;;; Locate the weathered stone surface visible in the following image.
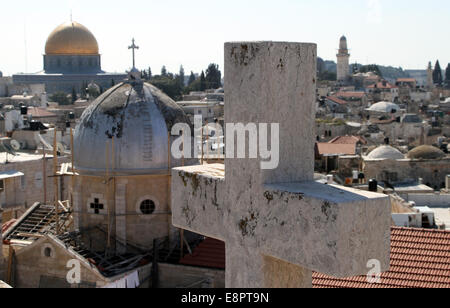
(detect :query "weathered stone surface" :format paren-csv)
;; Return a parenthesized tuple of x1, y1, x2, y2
(172, 42, 391, 288)
(225, 42, 316, 184)
(172, 164, 391, 285)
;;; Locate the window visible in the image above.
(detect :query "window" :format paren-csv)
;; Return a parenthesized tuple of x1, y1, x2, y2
(87, 194, 107, 215)
(44, 247, 52, 258)
(0, 179, 4, 192)
(90, 198, 104, 214)
(140, 200, 155, 215)
(41, 244, 55, 258)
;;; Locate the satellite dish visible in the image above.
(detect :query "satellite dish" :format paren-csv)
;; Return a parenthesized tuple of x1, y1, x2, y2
(10, 139, 21, 151)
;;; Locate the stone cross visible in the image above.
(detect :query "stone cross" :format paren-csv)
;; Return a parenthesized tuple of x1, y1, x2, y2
(171, 42, 391, 288)
(128, 38, 139, 68)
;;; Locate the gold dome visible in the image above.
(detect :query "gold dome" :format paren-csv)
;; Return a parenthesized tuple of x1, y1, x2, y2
(45, 21, 99, 55)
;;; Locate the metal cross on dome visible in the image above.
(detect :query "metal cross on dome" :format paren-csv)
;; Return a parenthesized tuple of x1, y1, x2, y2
(128, 38, 139, 69)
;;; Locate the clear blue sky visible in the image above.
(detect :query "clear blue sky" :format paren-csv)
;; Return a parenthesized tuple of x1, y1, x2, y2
(1, 0, 449, 76)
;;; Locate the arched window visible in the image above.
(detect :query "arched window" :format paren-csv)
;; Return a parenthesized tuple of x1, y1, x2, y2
(44, 247, 52, 257)
(140, 199, 156, 215)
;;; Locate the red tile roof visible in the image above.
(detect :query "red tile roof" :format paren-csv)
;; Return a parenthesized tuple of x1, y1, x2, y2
(336, 91, 366, 99)
(182, 228, 450, 288)
(329, 135, 367, 145)
(313, 227, 450, 288)
(316, 143, 356, 156)
(326, 96, 347, 105)
(179, 238, 225, 269)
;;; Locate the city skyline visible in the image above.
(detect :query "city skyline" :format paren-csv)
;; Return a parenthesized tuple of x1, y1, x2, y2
(1, 0, 449, 76)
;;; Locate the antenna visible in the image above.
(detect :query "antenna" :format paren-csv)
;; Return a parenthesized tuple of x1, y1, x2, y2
(24, 19, 28, 73)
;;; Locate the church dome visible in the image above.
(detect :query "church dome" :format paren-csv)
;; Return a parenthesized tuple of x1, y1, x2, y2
(367, 101, 400, 113)
(407, 145, 445, 160)
(45, 21, 99, 55)
(74, 80, 190, 174)
(366, 145, 404, 160)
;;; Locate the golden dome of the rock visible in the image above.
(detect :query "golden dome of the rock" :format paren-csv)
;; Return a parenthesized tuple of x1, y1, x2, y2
(45, 21, 99, 55)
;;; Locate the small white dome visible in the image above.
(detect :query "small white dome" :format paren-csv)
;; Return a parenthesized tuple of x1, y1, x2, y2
(367, 101, 400, 113)
(366, 145, 404, 160)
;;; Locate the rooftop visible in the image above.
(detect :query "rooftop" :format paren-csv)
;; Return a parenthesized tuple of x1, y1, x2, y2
(408, 145, 446, 160)
(313, 227, 450, 288)
(326, 96, 347, 105)
(28, 107, 58, 118)
(366, 101, 400, 113)
(316, 143, 356, 156)
(2, 202, 151, 278)
(0, 151, 52, 164)
(329, 135, 367, 145)
(367, 81, 398, 90)
(365, 145, 404, 160)
(175, 227, 450, 288)
(335, 91, 366, 99)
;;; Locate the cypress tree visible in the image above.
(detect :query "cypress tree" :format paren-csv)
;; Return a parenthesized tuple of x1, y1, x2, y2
(188, 71, 196, 86)
(200, 71, 206, 91)
(433, 60, 443, 86)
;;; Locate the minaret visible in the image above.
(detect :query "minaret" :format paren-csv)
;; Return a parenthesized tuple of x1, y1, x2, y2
(336, 35, 350, 83)
(427, 61, 434, 90)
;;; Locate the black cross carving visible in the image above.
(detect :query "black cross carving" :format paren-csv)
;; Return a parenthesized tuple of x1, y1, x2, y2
(90, 198, 104, 214)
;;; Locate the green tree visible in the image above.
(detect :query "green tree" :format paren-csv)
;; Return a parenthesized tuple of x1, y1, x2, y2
(111, 79, 115, 87)
(51, 92, 71, 105)
(318, 71, 337, 81)
(178, 65, 185, 87)
(205, 63, 222, 89)
(188, 71, 196, 86)
(161, 65, 167, 76)
(148, 67, 152, 80)
(445, 63, 450, 87)
(433, 60, 443, 86)
(200, 71, 206, 91)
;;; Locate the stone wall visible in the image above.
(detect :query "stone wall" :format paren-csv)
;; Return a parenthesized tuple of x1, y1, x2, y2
(404, 193, 450, 207)
(44, 55, 101, 74)
(376, 122, 429, 143)
(11, 236, 151, 288)
(315, 122, 359, 140)
(74, 173, 175, 252)
(0, 156, 70, 222)
(338, 155, 361, 179)
(364, 158, 450, 190)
